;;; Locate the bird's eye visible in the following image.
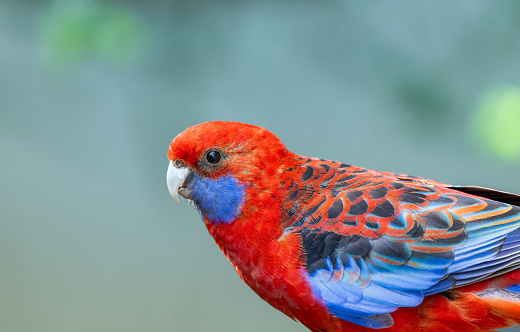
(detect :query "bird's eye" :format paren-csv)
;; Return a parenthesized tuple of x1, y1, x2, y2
(206, 150, 221, 164)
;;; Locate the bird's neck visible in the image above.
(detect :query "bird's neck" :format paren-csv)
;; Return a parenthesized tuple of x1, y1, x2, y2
(203, 155, 300, 274)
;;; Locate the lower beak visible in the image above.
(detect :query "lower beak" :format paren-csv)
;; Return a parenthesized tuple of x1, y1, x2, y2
(166, 161, 191, 202)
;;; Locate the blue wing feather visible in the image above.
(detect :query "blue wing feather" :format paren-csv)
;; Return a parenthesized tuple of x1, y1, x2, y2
(297, 186, 520, 328)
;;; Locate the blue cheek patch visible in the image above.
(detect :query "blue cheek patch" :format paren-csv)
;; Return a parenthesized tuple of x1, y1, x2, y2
(188, 174, 246, 224)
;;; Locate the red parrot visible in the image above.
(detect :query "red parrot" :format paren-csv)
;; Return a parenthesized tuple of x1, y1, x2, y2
(166, 121, 520, 332)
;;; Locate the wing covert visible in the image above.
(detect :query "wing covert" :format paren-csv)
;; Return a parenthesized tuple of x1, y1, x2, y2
(282, 157, 520, 328)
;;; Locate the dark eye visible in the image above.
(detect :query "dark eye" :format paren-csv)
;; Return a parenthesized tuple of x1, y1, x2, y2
(206, 150, 221, 164)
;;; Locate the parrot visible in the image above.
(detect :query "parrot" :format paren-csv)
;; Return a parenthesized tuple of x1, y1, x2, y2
(166, 121, 520, 332)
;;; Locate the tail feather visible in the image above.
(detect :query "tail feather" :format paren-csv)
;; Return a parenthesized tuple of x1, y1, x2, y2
(334, 291, 520, 331)
(484, 297, 520, 320)
(417, 292, 520, 332)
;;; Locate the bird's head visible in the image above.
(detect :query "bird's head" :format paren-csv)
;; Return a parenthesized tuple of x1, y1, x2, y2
(167, 121, 292, 224)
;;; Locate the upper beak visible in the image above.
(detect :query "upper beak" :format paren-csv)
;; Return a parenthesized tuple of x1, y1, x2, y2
(167, 161, 191, 202)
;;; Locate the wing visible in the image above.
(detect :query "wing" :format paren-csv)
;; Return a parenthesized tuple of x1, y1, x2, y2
(281, 158, 520, 329)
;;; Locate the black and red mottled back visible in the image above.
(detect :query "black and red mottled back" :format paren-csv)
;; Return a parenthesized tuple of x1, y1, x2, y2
(280, 157, 455, 238)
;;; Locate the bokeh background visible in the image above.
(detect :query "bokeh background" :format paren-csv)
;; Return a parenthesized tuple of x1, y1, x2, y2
(2, 0, 520, 331)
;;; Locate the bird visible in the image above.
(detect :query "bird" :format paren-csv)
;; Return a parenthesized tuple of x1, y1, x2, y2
(166, 121, 520, 332)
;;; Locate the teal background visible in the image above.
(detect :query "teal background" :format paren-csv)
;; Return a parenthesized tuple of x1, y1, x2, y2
(2, 1, 520, 331)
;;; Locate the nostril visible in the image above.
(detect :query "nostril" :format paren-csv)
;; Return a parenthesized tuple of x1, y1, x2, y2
(174, 160, 186, 168)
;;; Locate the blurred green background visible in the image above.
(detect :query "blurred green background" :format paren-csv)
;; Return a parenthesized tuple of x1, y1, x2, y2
(2, 0, 520, 331)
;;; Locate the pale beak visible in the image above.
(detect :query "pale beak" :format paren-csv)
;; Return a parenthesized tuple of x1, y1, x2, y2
(167, 161, 191, 202)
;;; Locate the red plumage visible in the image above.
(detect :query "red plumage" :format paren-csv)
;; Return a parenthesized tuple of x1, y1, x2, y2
(167, 121, 520, 331)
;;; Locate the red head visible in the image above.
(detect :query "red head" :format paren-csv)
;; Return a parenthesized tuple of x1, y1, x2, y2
(167, 121, 294, 224)
(168, 121, 292, 181)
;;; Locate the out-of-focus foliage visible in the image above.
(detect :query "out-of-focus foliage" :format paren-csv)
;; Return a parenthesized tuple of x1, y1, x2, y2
(472, 87, 520, 162)
(43, 0, 143, 65)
